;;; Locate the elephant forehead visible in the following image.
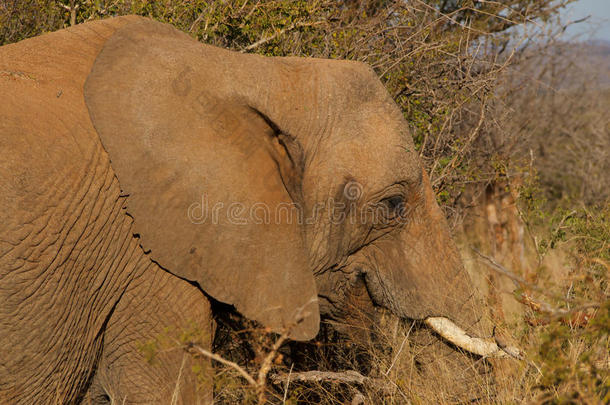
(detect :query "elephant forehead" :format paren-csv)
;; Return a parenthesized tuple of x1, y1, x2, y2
(307, 112, 420, 193)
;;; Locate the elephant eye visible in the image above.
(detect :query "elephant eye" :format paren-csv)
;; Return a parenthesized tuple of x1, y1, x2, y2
(381, 195, 406, 218)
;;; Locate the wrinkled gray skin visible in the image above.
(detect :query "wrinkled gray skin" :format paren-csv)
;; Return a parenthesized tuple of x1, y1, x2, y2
(0, 16, 492, 404)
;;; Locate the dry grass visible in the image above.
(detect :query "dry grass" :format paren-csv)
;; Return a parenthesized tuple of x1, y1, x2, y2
(202, 227, 607, 404)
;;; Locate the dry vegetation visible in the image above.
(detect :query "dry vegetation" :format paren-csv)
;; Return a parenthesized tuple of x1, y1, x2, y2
(2, 0, 608, 403)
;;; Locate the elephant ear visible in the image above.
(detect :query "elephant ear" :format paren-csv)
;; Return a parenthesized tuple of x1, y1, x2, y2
(84, 18, 319, 340)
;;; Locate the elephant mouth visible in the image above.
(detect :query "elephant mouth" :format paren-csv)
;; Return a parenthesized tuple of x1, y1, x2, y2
(359, 271, 522, 359)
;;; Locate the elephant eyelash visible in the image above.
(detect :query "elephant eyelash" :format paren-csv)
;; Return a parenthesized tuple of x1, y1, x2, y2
(380, 195, 407, 218)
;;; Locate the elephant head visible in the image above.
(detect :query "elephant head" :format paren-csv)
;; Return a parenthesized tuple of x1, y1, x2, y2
(84, 17, 516, 359)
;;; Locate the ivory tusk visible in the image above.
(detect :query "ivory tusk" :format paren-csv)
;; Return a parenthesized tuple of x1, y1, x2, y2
(424, 317, 523, 359)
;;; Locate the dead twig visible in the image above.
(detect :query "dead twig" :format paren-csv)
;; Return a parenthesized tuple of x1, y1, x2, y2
(242, 21, 326, 52)
(188, 342, 257, 387)
(282, 364, 293, 404)
(57, 0, 79, 26)
(256, 330, 289, 403)
(269, 370, 396, 394)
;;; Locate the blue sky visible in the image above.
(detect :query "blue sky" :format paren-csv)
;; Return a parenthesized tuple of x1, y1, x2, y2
(561, 0, 610, 41)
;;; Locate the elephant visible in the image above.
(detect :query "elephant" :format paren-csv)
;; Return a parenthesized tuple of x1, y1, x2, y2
(0, 15, 518, 404)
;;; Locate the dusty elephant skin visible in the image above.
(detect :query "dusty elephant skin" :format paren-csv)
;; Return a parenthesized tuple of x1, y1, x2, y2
(1, 16, 513, 404)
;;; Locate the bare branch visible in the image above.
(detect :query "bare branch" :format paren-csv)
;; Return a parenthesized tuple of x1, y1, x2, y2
(270, 369, 392, 390)
(242, 21, 326, 52)
(188, 343, 257, 387)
